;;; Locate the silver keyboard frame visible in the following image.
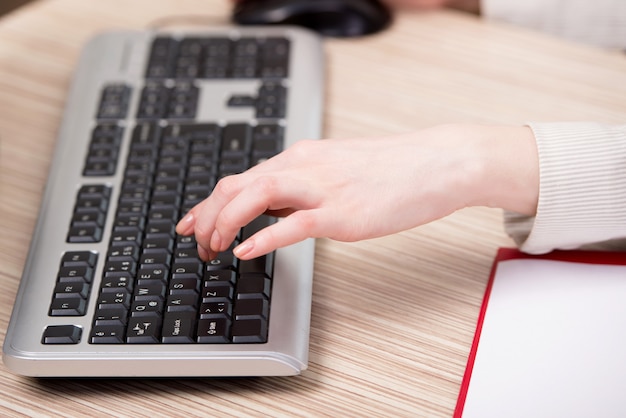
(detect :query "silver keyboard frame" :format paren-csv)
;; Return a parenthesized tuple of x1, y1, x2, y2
(3, 26, 324, 377)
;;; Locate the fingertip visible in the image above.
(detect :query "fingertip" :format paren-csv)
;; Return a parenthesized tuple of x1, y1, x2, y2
(176, 211, 195, 235)
(210, 230, 222, 253)
(197, 244, 211, 262)
(233, 239, 255, 260)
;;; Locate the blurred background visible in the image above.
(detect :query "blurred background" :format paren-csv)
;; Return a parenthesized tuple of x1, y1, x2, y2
(1, 0, 33, 17)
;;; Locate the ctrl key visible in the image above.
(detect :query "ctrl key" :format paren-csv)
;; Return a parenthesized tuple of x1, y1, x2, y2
(42, 325, 82, 344)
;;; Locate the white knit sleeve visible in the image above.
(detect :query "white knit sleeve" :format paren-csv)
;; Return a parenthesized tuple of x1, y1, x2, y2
(504, 122, 626, 254)
(480, 0, 626, 49)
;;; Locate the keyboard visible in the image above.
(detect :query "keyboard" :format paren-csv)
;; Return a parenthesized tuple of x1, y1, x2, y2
(3, 26, 324, 377)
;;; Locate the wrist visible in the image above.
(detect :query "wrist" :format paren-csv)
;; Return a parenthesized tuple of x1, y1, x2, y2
(464, 125, 539, 215)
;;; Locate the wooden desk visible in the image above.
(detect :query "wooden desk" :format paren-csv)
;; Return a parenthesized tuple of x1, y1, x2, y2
(0, 0, 624, 415)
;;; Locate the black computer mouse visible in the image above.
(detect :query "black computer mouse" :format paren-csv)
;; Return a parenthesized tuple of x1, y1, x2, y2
(232, 0, 393, 37)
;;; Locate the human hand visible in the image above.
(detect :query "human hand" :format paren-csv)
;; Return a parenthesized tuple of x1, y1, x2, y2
(176, 124, 538, 260)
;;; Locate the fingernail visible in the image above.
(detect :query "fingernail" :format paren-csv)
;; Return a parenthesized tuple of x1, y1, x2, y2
(176, 212, 194, 233)
(210, 230, 221, 252)
(234, 240, 254, 259)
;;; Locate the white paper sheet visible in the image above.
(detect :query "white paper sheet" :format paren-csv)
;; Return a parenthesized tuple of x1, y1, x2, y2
(462, 258, 626, 418)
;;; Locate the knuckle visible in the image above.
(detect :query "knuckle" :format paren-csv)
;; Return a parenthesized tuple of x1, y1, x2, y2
(212, 175, 239, 199)
(291, 211, 318, 236)
(215, 207, 236, 231)
(288, 139, 317, 157)
(254, 175, 280, 198)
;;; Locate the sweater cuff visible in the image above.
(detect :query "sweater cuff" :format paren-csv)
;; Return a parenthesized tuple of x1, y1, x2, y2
(504, 122, 626, 254)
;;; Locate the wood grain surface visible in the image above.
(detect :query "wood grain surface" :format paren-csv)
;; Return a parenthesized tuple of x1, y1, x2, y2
(0, 1, 625, 416)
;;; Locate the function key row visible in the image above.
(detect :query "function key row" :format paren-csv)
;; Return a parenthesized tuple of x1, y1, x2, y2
(145, 36, 290, 80)
(67, 185, 112, 243)
(48, 251, 98, 317)
(227, 82, 287, 120)
(83, 123, 125, 176)
(137, 82, 199, 121)
(97, 84, 131, 120)
(136, 81, 287, 122)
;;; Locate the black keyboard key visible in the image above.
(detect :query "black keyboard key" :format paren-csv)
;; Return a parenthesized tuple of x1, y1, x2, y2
(239, 252, 274, 277)
(126, 317, 162, 343)
(130, 298, 164, 317)
(167, 82, 199, 120)
(90, 324, 126, 344)
(236, 274, 271, 299)
(75, 196, 109, 212)
(100, 274, 133, 292)
(67, 225, 102, 243)
(166, 293, 199, 312)
(173, 247, 200, 260)
(107, 244, 140, 261)
(137, 83, 170, 120)
(136, 266, 170, 284)
(162, 311, 197, 343)
(113, 212, 146, 231)
(204, 269, 236, 285)
(139, 252, 171, 269)
(57, 265, 94, 283)
(42, 325, 82, 344)
(201, 283, 235, 301)
(49, 297, 87, 316)
(231, 318, 268, 343)
(200, 301, 232, 319)
(259, 37, 290, 79)
(97, 290, 132, 310)
(97, 84, 131, 120)
(103, 259, 137, 276)
(71, 210, 105, 227)
(54, 281, 90, 299)
(94, 306, 128, 325)
(142, 236, 175, 253)
(197, 318, 231, 343)
(206, 250, 238, 271)
(256, 83, 287, 119)
(83, 161, 116, 176)
(110, 227, 143, 246)
(61, 251, 98, 267)
(146, 37, 176, 79)
(241, 215, 275, 240)
(134, 281, 168, 300)
(169, 276, 201, 294)
(227, 94, 256, 107)
(221, 124, 251, 156)
(234, 298, 269, 319)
